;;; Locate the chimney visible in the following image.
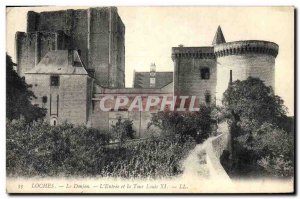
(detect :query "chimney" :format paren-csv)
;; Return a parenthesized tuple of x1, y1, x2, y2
(68, 49, 74, 66)
(150, 63, 156, 88)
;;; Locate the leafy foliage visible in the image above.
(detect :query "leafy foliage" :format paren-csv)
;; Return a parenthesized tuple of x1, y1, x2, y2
(6, 54, 46, 122)
(222, 77, 294, 177)
(7, 119, 195, 178)
(148, 105, 216, 143)
(222, 77, 287, 132)
(111, 117, 136, 143)
(236, 123, 294, 177)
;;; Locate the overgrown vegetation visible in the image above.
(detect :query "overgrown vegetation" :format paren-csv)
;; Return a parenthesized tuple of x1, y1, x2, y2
(6, 52, 294, 179)
(221, 77, 294, 178)
(6, 54, 46, 122)
(111, 117, 136, 143)
(7, 118, 195, 178)
(148, 105, 217, 143)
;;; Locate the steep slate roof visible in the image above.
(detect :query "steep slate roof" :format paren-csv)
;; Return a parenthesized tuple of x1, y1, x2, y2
(133, 71, 173, 89)
(25, 50, 88, 75)
(212, 26, 226, 45)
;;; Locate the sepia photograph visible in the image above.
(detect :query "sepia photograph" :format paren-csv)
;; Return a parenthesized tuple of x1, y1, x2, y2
(5, 6, 295, 194)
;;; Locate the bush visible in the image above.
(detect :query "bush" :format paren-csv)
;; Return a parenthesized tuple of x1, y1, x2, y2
(98, 135, 196, 178)
(6, 118, 110, 176)
(252, 123, 293, 177)
(148, 105, 216, 143)
(6, 54, 46, 122)
(221, 77, 294, 177)
(7, 119, 196, 178)
(111, 117, 135, 143)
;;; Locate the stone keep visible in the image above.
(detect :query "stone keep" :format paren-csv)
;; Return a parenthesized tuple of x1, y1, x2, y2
(16, 7, 125, 88)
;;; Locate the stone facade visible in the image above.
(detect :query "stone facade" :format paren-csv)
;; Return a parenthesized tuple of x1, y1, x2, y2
(15, 31, 69, 77)
(172, 27, 279, 105)
(172, 47, 217, 105)
(214, 40, 278, 103)
(16, 7, 125, 88)
(15, 8, 279, 138)
(91, 86, 173, 137)
(24, 50, 93, 125)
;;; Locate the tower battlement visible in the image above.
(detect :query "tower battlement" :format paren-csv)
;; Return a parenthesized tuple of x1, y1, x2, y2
(214, 40, 279, 58)
(172, 47, 215, 60)
(172, 26, 279, 105)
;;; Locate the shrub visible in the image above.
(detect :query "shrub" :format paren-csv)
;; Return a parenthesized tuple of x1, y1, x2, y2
(221, 77, 294, 177)
(111, 117, 135, 143)
(7, 119, 196, 178)
(6, 54, 46, 122)
(148, 105, 216, 143)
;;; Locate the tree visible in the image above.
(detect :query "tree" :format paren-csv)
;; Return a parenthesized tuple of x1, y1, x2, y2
(222, 77, 294, 177)
(237, 122, 294, 177)
(222, 77, 287, 133)
(148, 105, 216, 143)
(6, 53, 46, 122)
(111, 117, 135, 145)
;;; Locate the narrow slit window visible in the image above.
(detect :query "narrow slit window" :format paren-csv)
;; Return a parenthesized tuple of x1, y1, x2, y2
(205, 93, 211, 104)
(42, 96, 47, 103)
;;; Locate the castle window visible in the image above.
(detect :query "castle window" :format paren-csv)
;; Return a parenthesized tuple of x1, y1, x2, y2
(205, 93, 211, 104)
(50, 75, 59, 86)
(42, 96, 47, 103)
(200, 68, 210, 80)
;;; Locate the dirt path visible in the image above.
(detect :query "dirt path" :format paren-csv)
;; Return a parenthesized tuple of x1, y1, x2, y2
(181, 134, 233, 186)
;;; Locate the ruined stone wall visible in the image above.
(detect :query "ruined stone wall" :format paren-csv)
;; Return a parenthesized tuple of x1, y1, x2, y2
(89, 8, 110, 87)
(27, 10, 89, 65)
(89, 7, 125, 88)
(15, 32, 36, 77)
(70, 10, 89, 67)
(112, 9, 125, 88)
(18, 7, 125, 88)
(15, 31, 68, 77)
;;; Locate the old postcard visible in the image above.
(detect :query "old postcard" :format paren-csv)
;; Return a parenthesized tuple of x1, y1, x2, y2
(6, 6, 294, 193)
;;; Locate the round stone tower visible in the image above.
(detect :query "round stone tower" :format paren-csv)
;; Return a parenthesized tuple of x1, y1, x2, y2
(213, 27, 279, 103)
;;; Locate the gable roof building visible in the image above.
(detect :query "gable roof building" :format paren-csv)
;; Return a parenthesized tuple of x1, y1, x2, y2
(133, 71, 173, 89)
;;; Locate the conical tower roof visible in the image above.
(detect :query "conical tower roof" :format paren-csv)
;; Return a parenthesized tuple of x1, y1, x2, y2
(212, 26, 226, 45)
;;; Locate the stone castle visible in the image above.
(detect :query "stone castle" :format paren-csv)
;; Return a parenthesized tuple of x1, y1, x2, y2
(15, 7, 279, 137)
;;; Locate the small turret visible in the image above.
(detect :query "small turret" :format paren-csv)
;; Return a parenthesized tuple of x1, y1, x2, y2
(212, 26, 226, 45)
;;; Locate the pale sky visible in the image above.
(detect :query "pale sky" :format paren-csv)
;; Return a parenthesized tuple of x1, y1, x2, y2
(6, 6, 294, 115)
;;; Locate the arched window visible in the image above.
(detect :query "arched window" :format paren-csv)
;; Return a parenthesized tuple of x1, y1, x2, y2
(50, 117, 58, 126)
(200, 68, 210, 80)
